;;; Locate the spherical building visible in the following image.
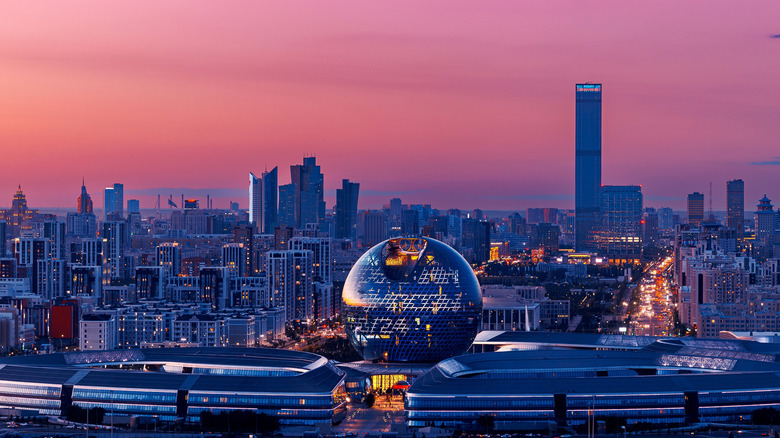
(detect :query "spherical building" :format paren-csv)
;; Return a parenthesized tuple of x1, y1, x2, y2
(342, 237, 482, 362)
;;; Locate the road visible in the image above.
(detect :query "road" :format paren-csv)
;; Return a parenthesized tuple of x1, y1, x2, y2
(334, 397, 405, 434)
(627, 255, 675, 337)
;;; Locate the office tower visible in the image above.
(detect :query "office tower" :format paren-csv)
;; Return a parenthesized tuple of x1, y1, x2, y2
(389, 198, 403, 219)
(462, 219, 491, 264)
(266, 250, 313, 322)
(127, 199, 140, 214)
(262, 167, 278, 233)
(657, 207, 675, 231)
(687, 192, 705, 226)
(575, 83, 602, 252)
(643, 209, 659, 247)
(532, 223, 560, 254)
(335, 179, 360, 239)
(726, 179, 745, 237)
(362, 211, 388, 247)
(526, 208, 544, 225)
(221, 243, 247, 277)
(104, 183, 124, 221)
(5, 185, 35, 238)
(401, 210, 420, 235)
(755, 195, 775, 243)
(78, 179, 93, 213)
(278, 183, 298, 228)
(290, 157, 325, 227)
(156, 242, 181, 278)
(103, 221, 127, 280)
(599, 185, 643, 263)
(289, 237, 332, 283)
(249, 167, 279, 234)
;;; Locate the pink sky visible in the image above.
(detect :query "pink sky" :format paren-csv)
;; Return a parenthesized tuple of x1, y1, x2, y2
(0, 1, 778, 212)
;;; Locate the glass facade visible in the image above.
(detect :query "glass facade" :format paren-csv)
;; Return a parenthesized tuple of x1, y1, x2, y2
(342, 237, 482, 362)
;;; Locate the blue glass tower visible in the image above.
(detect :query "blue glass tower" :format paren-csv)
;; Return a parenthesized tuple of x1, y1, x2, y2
(575, 83, 602, 252)
(342, 237, 482, 363)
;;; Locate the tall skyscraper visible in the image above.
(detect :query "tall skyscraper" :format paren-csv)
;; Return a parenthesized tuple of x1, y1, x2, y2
(575, 83, 602, 252)
(599, 185, 643, 263)
(335, 179, 360, 239)
(290, 157, 325, 227)
(726, 179, 744, 237)
(687, 192, 705, 226)
(104, 183, 124, 221)
(248, 167, 278, 234)
(755, 195, 775, 243)
(278, 183, 298, 228)
(78, 179, 93, 214)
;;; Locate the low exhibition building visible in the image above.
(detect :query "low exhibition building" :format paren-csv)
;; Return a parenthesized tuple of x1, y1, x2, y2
(0, 347, 346, 426)
(406, 334, 780, 429)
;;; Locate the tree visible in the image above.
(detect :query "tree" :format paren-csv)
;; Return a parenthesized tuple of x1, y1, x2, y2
(476, 414, 495, 432)
(753, 407, 780, 425)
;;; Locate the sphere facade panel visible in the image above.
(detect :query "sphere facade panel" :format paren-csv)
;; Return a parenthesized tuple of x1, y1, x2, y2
(342, 237, 482, 362)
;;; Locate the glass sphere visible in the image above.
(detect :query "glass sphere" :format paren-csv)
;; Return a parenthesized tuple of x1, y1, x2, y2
(342, 237, 482, 362)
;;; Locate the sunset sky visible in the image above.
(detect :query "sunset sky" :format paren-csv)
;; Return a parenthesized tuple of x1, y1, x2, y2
(1, 1, 778, 213)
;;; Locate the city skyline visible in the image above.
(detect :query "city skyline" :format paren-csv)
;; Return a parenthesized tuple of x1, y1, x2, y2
(1, 2, 779, 210)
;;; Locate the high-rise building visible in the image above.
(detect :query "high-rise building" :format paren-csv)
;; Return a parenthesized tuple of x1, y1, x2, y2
(42, 220, 66, 260)
(69, 179, 97, 238)
(657, 207, 675, 231)
(77, 178, 93, 214)
(12, 237, 49, 294)
(362, 211, 387, 247)
(104, 183, 124, 221)
(289, 237, 332, 283)
(278, 183, 298, 228)
(103, 221, 127, 280)
(248, 167, 278, 234)
(335, 179, 360, 239)
(266, 250, 313, 322)
(274, 225, 294, 251)
(462, 219, 491, 264)
(127, 199, 140, 214)
(156, 242, 181, 278)
(290, 157, 325, 227)
(755, 195, 775, 243)
(575, 83, 602, 252)
(687, 192, 705, 226)
(3, 185, 36, 238)
(233, 224, 255, 276)
(726, 179, 744, 237)
(599, 185, 643, 263)
(221, 243, 247, 277)
(401, 210, 419, 235)
(0, 221, 6, 257)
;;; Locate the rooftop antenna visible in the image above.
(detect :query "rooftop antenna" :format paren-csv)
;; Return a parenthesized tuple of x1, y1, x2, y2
(708, 181, 714, 221)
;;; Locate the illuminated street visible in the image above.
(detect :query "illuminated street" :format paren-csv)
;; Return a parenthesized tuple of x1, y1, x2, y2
(626, 255, 676, 337)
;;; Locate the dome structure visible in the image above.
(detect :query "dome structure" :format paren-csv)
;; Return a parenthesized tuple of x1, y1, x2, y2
(342, 237, 482, 362)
